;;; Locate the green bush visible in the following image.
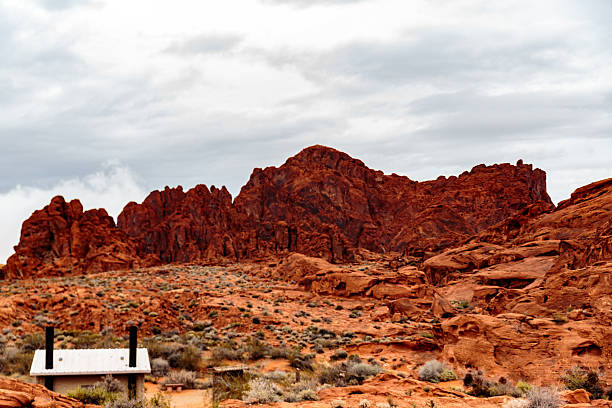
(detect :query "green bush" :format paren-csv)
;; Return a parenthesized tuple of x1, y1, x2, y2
(330, 350, 348, 361)
(3, 350, 34, 375)
(175, 345, 201, 370)
(516, 380, 534, 396)
(68, 386, 118, 405)
(561, 366, 604, 399)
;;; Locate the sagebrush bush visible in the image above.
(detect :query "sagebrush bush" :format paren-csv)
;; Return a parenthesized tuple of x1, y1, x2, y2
(161, 370, 198, 389)
(105, 398, 145, 408)
(68, 386, 118, 405)
(174, 345, 201, 371)
(243, 378, 282, 403)
(318, 360, 381, 387)
(151, 358, 170, 377)
(330, 349, 348, 361)
(418, 360, 448, 383)
(210, 344, 244, 362)
(359, 399, 371, 408)
(97, 375, 123, 393)
(525, 387, 561, 408)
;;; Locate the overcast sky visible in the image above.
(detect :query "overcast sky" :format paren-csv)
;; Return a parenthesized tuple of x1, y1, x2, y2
(1, 0, 611, 262)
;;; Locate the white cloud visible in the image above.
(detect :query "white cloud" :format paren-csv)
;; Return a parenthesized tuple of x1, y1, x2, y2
(0, 163, 146, 263)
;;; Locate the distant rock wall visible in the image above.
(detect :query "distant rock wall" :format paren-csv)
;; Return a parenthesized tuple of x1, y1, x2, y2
(5, 145, 552, 279)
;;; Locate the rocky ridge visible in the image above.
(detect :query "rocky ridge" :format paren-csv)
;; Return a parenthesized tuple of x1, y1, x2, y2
(3, 145, 551, 279)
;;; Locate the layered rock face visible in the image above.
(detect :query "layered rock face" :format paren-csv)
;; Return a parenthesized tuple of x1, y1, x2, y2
(5, 145, 551, 279)
(118, 184, 250, 264)
(0, 377, 92, 408)
(235, 146, 551, 260)
(5, 196, 142, 279)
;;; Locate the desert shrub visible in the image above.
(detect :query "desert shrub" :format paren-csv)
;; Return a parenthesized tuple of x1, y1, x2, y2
(161, 370, 198, 389)
(68, 386, 118, 405)
(21, 333, 45, 352)
(243, 378, 282, 403)
(330, 400, 345, 408)
(330, 349, 348, 361)
(264, 370, 290, 383)
(245, 338, 267, 361)
(346, 363, 382, 380)
(283, 380, 319, 402)
(347, 354, 362, 364)
(97, 375, 123, 393)
(212, 371, 251, 403)
(287, 350, 314, 371)
(318, 360, 381, 387)
(3, 350, 33, 375)
(439, 368, 458, 382)
(147, 393, 171, 408)
(104, 398, 146, 408)
(151, 358, 170, 377)
(210, 344, 244, 362)
(175, 345, 201, 370)
(464, 371, 518, 398)
(418, 360, 453, 383)
(294, 389, 318, 401)
(525, 387, 561, 408)
(72, 330, 102, 348)
(516, 380, 534, 396)
(146, 342, 183, 361)
(268, 346, 291, 359)
(561, 366, 604, 399)
(359, 399, 371, 408)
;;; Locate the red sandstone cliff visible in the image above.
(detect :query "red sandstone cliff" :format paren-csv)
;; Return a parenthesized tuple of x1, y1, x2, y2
(5, 196, 142, 279)
(4, 145, 552, 279)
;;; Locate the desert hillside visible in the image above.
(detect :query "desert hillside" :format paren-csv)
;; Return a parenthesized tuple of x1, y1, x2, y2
(0, 146, 610, 408)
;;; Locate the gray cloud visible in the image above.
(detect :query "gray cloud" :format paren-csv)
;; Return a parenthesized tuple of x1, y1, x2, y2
(165, 34, 243, 56)
(36, 0, 102, 11)
(257, 30, 582, 93)
(0, 0, 611, 254)
(261, 0, 365, 7)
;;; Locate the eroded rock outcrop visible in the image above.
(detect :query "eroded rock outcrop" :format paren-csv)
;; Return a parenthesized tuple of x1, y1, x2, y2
(5, 196, 142, 280)
(5, 146, 552, 278)
(0, 377, 93, 408)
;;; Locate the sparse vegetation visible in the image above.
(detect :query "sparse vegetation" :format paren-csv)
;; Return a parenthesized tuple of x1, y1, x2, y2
(161, 370, 198, 389)
(561, 366, 604, 399)
(243, 378, 282, 403)
(525, 387, 561, 408)
(418, 360, 456, 383)
(68, 386, 118, 405)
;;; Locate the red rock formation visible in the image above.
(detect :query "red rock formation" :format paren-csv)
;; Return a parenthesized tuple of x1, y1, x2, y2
(118, 184, 250, 263)
(234, 147, 552, 261)
(4, 196, 142, 280)
(5, 146, 552, 278)
(0, 377, 93, 408)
